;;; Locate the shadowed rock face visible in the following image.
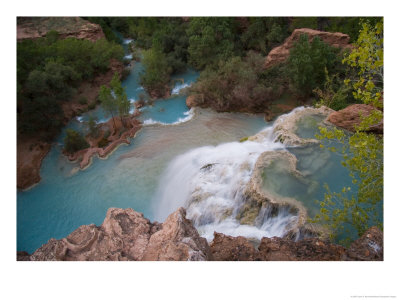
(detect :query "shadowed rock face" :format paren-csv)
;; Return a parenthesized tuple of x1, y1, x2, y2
(264, 28, 351, 69)
(20, 207, 211, 261)
(343, 226, 383, 261)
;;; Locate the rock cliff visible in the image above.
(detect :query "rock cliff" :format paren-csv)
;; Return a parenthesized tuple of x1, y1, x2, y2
(18, 207, 382, 261)
(264, 28, 351, 69)
(17, 17, 105, 42)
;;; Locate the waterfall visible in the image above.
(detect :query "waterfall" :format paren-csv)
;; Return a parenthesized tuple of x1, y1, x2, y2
(152, 110, 306, 241)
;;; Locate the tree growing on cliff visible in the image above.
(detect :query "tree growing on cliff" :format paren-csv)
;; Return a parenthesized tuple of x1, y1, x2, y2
(312, 19, 383, 245)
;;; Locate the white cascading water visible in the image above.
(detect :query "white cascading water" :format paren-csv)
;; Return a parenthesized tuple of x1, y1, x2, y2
(153, 109, 304, 241)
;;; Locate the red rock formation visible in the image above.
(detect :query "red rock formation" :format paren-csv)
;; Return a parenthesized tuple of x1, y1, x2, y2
(327, 104, 383, 133)
(22, 207, 212, 261)
(18, 208, 383, 261)
(17, 17, 105, 42)
(265, 28, 351, 69)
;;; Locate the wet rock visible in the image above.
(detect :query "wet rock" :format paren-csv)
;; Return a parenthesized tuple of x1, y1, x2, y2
(26, 207, 210, 261)
(265, 28, 351, 69)
(271, 106, 334, 146)
(210, 232, 258, 261)
(141, 208, 212, 261)
(327, 104, 383, 133)
(343, 227, 383, 261)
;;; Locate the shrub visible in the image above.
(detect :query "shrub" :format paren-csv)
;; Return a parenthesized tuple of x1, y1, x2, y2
(64, 129, 89, 154)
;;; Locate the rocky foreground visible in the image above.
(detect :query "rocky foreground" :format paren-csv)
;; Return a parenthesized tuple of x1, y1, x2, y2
(17, 207, 383, 261)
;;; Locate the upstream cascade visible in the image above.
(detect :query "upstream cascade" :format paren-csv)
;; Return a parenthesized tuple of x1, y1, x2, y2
(154, 106, 352, 241)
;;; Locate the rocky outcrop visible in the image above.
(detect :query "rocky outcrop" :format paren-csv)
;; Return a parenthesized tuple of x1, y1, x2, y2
(210, 228, 383, 261)
(17, 17, 105, 42)
(265, 28, 351, 69)
(327, 104, 383, 133)
(18, 206, 382, 261)
(21, 207, 211, 261)
(342, 226, 383, 261)
(210, 232, 259, 261)
(257, 236, 346, 261)
(141, 208, 212, 261)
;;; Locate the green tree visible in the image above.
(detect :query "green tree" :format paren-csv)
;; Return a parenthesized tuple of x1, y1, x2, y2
(187, 17, 236, 69)
(98, 85, 117, 130)
(64, 129, 89, 154)
(287, 34, 339, 96)
(312, 19, 383, 245)
(140, 45, 171, 97)
(110, 72, 130, 125)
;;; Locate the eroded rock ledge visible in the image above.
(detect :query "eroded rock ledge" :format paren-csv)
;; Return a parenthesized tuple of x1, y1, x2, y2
(17, 208, 382, 261)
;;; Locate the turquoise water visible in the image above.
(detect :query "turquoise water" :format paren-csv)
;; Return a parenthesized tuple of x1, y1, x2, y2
(17, 107, 267, 253)
(17, 35, 212, 253)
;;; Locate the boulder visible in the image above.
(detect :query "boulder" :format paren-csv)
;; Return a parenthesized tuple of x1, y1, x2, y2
(327, 104, 383, 133)
(265, 28, 351, 69)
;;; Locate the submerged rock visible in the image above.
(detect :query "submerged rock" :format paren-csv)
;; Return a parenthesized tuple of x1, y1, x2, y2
(24, 207, 211, 261)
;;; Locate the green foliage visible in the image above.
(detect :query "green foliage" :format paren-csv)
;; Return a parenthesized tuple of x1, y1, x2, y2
(17, 34, 123, 141)
(313, 68, 357, 110)
(88, 116, 98, 138)
(190, 51, 279, 111)
(64, 129, 89, 154)
(140, 46, 171, 95)
(289, 17, 318, 32)
(312, 19, 383, 244)
(187, 17, 237, 70)
(240, 17, 289, 55)
(287, 34, 340, 96)
(110, 72, 131, 121)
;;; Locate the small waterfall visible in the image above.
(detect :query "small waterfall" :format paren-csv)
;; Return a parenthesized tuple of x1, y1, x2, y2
(153, 109, 308, 241)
